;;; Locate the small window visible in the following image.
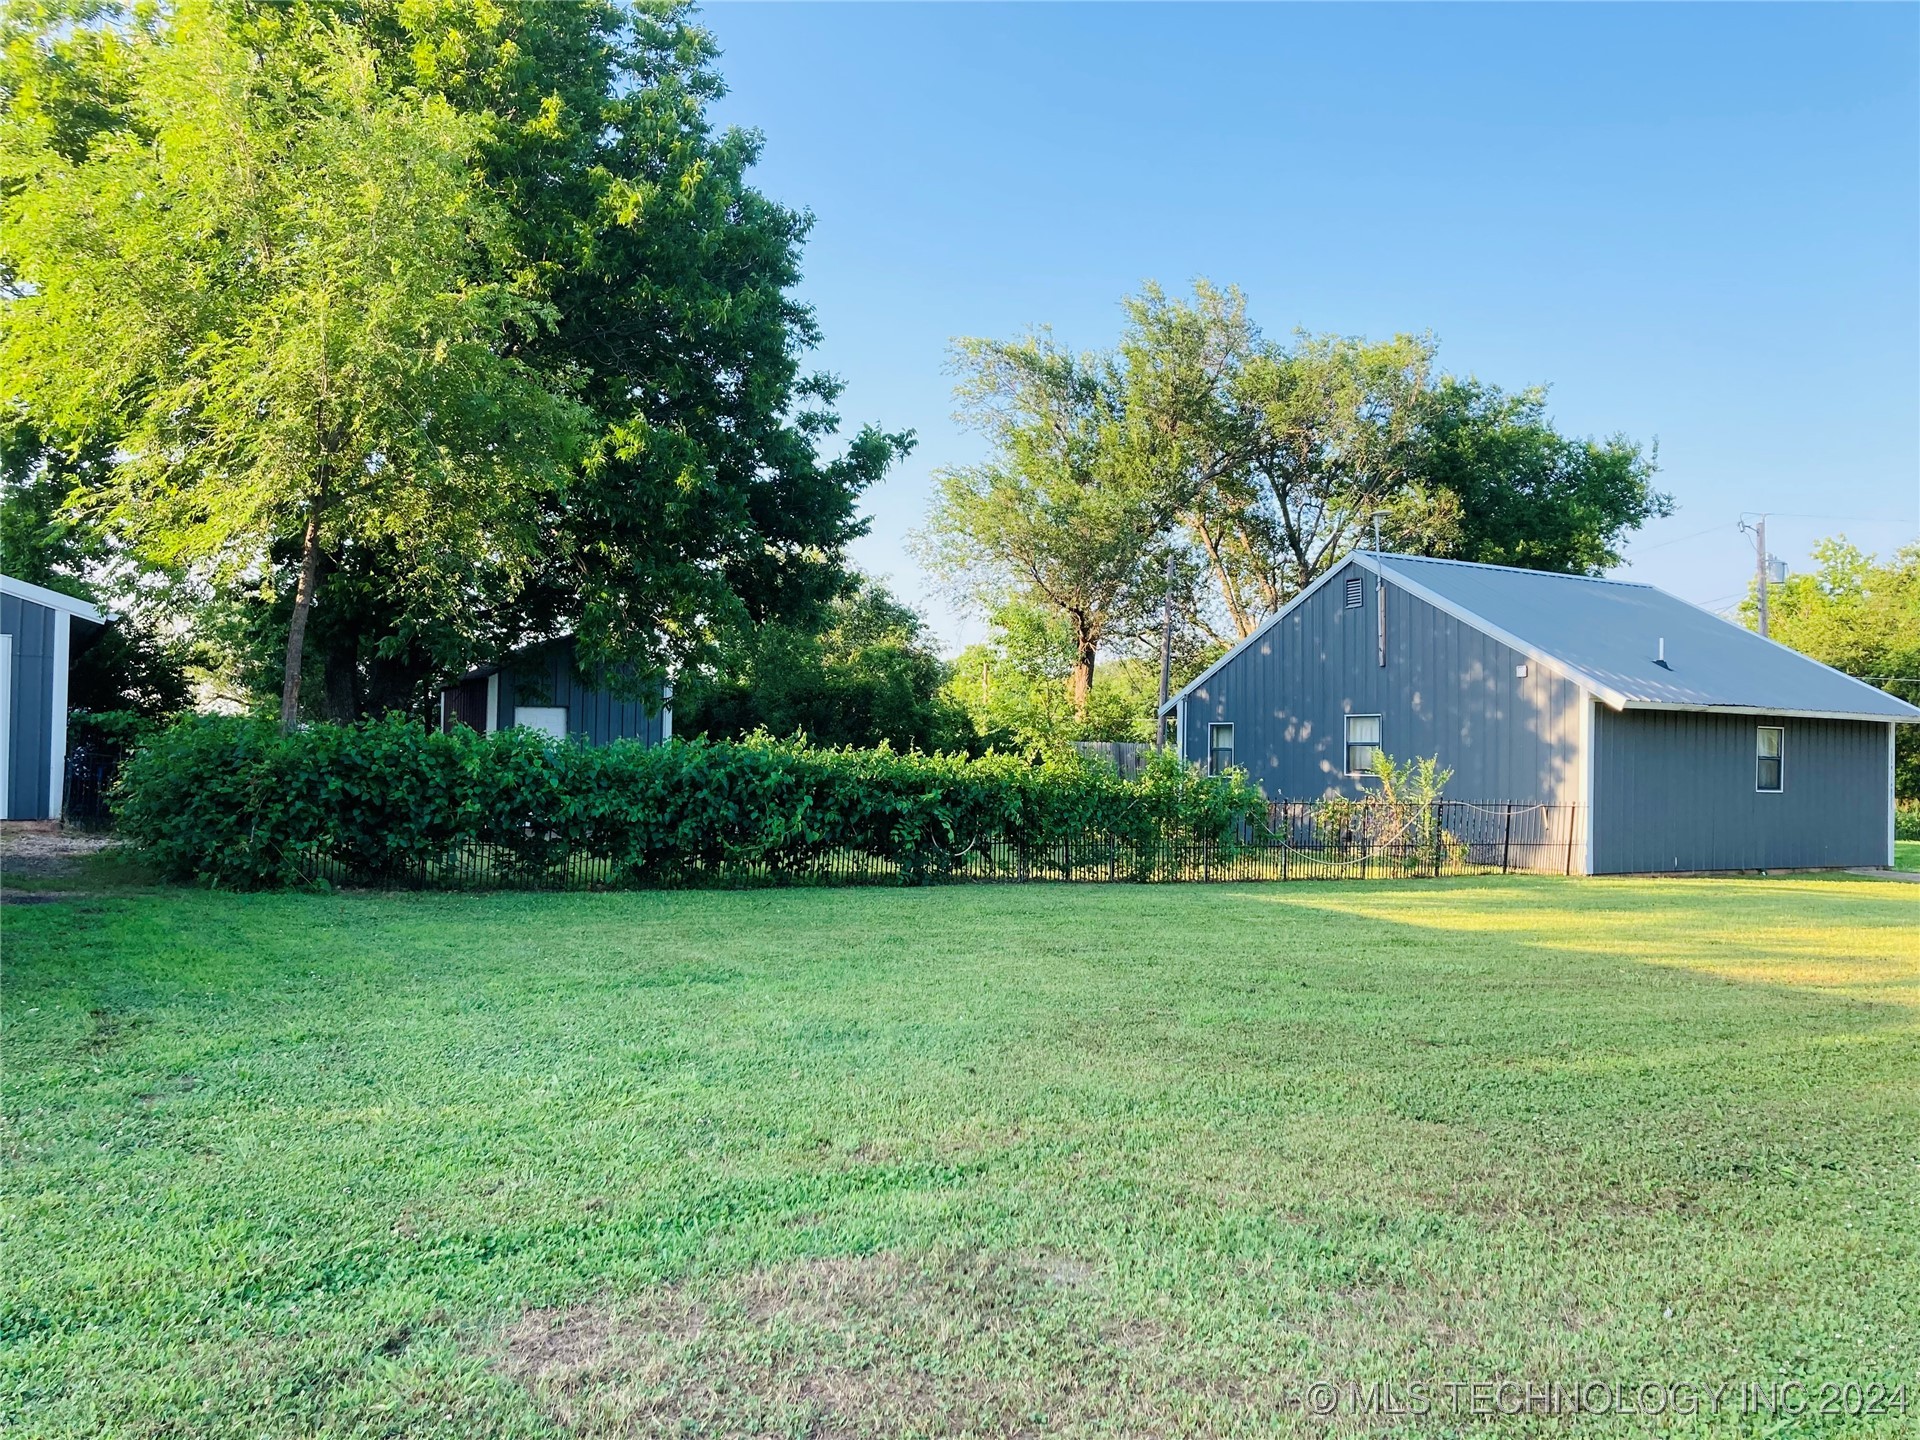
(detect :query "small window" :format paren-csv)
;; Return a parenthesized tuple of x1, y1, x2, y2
(1344, 575, 1364, 608)
(1756, 726, 1783, 792)
(1346, 714, 1382, 776)
(513, 706, 569, 740)
(1208, 723, 1235, 776)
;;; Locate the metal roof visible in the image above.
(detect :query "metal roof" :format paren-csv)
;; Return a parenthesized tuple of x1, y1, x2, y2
(1163, 551, 1920, 723)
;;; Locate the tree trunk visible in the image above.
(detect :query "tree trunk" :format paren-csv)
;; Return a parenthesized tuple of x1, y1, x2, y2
(1188, 509, 1253, 639)
(278, 499, 325, 731)
(1069, 625, 1097, 719)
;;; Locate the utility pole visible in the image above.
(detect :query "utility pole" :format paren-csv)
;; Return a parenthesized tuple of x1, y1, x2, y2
(1739, 514, 1772, 638)
(1157, 551, 1175, 748)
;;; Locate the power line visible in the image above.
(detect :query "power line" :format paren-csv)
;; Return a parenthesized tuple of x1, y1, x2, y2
(1631, 521, 1736, 554)
(1763, 512, 1914, 524)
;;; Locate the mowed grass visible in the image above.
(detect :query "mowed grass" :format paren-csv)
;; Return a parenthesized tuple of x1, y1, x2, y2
(1895, 838, 1919, 872)
(4, 872, 1918, 1438)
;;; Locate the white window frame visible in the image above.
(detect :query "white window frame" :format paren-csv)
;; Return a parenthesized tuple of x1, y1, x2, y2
(1345, 713, 1383, 777)
(1207, 722, 1235, 776)
(1756, 725, 1784, 793)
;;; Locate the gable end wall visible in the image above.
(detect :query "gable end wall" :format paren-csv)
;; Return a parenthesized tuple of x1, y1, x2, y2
(1177, 561, 1587, 810)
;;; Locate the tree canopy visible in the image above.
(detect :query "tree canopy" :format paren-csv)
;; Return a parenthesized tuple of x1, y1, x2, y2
(676, 576, 972, 754)
(4, 3, 588, 724)
(1119, 282, 1670, 645)
(1, 0, 908, 721)
(924, 281, 1669, 729)
(918, 333, 1180, 716)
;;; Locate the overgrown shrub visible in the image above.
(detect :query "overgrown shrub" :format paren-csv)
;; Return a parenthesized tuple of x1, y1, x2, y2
(1897, 798, 1920, 842)
(113, 716, 1268, 889)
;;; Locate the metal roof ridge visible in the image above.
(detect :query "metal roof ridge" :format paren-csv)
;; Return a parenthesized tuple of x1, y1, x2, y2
(1370, 552, 1659, 590)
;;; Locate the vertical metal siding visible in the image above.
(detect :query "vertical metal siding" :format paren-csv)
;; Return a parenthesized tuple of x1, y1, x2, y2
(1, 595, 55, 819)
(1589, 708, 1889, 872)
(1181, 561, 1585, 808)
(495, 639, 665, 746)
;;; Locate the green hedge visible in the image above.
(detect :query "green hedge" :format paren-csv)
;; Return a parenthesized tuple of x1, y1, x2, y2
(113, 716, 1268, 889)
(1897, 799, 1920, 842)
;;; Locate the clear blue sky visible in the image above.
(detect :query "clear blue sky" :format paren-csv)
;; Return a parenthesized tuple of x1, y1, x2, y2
(701, 2, 1920, 650)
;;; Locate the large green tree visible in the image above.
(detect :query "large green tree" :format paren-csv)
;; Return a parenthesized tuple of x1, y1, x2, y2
(3, 3, 587, 726)
(1406, 377, 1668, 574)
(919, 333, 1178, 717)
(1117, 282, 1668, 644)
(2, 0, 908, 721)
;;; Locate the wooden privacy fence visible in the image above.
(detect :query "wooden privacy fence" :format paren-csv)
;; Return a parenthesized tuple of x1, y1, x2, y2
(293, 799, 1583, 891)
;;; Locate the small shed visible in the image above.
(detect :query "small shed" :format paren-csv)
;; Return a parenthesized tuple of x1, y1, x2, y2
(1161, 552, 1919, 874)
(1, 574, 105, 821)
(439, 636, 670, 747)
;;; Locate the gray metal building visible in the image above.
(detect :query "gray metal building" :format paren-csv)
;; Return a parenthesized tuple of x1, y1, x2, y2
(1161, 552, 1918, 874)
(439, 636, 670, 747)
(1, 574, 105, 821)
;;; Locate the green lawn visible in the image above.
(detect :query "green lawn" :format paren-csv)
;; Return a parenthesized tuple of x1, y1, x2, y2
(5, 872, 1918, 1437)
(1895, 838, 1919, 872)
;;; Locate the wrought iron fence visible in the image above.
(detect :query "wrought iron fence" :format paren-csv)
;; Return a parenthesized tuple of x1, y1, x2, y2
(61, 738, 124, 831)
(287, 799, 1582, 891)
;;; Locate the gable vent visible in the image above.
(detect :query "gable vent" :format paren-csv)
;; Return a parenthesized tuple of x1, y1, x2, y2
(1344, 576, 1364, 608)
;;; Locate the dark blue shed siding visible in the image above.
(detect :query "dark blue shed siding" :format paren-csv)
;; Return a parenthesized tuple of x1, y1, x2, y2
(2, 593, 55, 819)
(495, 641, 667, 747)
(1590, 709, 1891, 872)
(1177, 560, 1586, 807)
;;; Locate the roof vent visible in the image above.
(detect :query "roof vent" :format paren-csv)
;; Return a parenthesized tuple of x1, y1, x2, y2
(1654, 637, 1670, 671)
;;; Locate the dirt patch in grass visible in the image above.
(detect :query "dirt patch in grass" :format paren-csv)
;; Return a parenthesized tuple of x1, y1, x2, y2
(495, 1249, 1296, 1439)
(0, 822, 115, 880)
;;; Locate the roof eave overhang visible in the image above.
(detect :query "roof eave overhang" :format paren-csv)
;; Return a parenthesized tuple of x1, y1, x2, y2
(0, 573, 105, 624)
(1617, 700, 1920, 725)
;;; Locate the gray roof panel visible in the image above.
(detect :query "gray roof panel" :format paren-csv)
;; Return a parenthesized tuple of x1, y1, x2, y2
(1368, 553, 1919, 721)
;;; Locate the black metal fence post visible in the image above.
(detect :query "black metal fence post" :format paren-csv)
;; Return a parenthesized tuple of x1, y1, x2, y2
(1501, 803, 1513, 875)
